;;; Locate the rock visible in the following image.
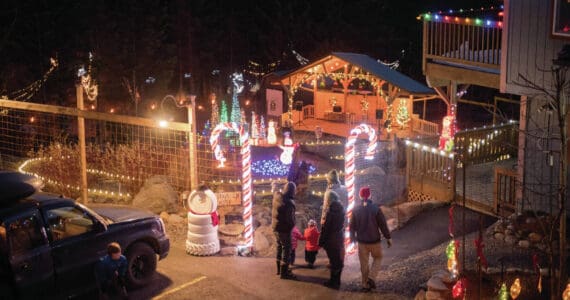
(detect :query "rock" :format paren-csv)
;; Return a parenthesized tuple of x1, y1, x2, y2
(494, 232, 505, 240)
(160, 211, 170, 222)
(505, 235, 518, 245)
(414, 289, 426, 300)
(219, 246, 237, 256)
(427, 276, 448, 292)
(219, 224, 245, 236)
(425, 290, 446, 300)
(528, 232, 543, 243)
(169, 214, 184, 224)
(432, 270, 454, 284)
(132, 176, 179, 214)
(254, 230, 270, 251)
(518, 240, 530, 248)
(387, 218, 399, 231)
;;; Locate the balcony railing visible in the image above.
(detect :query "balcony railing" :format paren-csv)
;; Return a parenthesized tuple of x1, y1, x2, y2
(422, 17, 502, 72)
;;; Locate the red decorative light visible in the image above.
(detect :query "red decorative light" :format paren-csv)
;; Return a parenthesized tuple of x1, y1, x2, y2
(452, 278, 467, 298)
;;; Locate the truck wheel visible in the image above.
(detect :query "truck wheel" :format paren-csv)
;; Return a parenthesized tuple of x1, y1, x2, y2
(126, 242, 157, 288)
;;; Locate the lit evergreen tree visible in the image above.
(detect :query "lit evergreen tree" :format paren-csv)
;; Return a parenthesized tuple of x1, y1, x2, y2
(210, 93, 220, 126)
(220, 100, 229, 123)
(396, 98, 410, 128)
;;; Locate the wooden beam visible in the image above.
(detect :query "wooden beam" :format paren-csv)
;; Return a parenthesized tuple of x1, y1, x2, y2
(0, 98, 190, 132)
(457, 98, 494, 108)
(425, 62, 500, 89)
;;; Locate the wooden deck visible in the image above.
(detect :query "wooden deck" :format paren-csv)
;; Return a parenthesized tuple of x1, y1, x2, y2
(290, 117, 435, 141)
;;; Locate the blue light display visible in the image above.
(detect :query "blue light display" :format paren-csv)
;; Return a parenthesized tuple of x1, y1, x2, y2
(251, 159, 317, 178)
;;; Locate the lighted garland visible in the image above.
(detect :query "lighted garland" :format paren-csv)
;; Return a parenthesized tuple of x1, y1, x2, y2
(9, 57, 58, 101)
(209, 122, 253, 248)
(18, 157, 131, 199)
(344, 124, 377, 254)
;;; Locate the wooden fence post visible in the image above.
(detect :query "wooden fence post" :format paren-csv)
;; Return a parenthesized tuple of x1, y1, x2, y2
(76, 84, 88, 203)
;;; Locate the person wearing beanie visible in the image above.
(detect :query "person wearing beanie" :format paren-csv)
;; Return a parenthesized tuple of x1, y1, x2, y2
(321, 169, 348, 225)
(271, 181, 297, 280)
(318, 191, 345, 289)
(349, 186, 392, 292)
(303, 219, 320, 268)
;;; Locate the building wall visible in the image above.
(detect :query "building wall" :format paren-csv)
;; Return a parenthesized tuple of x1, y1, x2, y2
(503, 0, 567, 213)
(502, 0, 564, 95)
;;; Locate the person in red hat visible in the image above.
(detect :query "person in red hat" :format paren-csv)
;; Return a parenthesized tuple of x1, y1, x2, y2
(349, 186, 392, 292)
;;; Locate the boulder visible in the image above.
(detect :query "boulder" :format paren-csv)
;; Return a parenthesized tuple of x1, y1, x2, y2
(254, 229, 270, 251)
(425, 290, 447, 300)
(219, 247, 238, 256)
(432, 270, 454, 284)
(493, 232, 505, 240)
(528, 232, 543, 243)
(414, 289, 426, 300)
(427, 276, 448, 292)
(169, 214, 184, 224)
(518, 240, 530, 248)
(219, 224, 245, 236)
(160, 211, 170, 222)
(132, 176, 178, 214)
(505, 235, 518, 245)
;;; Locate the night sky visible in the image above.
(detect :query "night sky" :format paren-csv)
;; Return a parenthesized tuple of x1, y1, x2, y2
(0, 0, 502, 116)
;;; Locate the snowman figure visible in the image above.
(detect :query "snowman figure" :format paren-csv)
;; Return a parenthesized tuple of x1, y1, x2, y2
(185, 185, 220, 256)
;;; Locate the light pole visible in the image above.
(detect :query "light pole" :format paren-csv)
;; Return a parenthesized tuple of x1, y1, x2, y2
(160, 94, 198, 191)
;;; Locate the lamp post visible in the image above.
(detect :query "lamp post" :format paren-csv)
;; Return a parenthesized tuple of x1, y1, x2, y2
(160, 94, 198, 191)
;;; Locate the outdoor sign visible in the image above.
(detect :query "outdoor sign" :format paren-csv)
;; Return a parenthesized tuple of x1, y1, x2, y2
(215, 191, 242, 206)
(266, 89, 283, 117)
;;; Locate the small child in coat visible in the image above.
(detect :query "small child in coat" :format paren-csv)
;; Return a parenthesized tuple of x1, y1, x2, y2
(304, 219, 320, 268)
(290, 225, 305, 265)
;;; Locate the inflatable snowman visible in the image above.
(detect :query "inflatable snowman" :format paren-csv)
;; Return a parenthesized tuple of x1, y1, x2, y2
(185, 187, 220, 256)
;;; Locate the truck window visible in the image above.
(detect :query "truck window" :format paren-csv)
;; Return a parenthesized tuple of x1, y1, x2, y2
(7, 216, 45, 255)
(46, 206, 94, 241)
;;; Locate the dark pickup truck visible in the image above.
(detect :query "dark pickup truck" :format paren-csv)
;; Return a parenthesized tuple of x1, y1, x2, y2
(0, 174, 170, 299)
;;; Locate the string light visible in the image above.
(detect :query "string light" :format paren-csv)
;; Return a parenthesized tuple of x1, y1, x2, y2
(418, 5, 504, 28)
(78, 52, 98, 101)
(18, 157, 131, 199)
(510, 278, 521, 299)
(9, 57, 58, 101)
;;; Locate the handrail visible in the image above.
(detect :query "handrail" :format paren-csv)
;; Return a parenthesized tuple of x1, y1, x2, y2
(411, 115, 439, 136)
(423, 19, 502, 72)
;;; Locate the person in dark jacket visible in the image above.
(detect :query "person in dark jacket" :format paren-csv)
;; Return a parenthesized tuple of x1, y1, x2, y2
(318, 191, 345, 289)
(271, 181, 297, 280)
(96, 242, 128, 299)
(349, 187, 392, 292)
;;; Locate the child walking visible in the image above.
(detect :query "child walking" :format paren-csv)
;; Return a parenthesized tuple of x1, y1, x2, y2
(290, 225, 305, 265)
(304, 219, 320, 268)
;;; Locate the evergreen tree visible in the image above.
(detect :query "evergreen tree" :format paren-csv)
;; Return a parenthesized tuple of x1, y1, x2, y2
(396, 98, 410, 128)
(230, 90, 241, 123)
(220, 100, 229, 123)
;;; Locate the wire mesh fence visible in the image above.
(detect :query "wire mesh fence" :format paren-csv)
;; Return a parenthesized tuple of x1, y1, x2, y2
(0, 99, 241, 201)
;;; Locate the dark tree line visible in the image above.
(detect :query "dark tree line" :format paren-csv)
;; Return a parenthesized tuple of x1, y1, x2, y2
(0, 0, 496, 116)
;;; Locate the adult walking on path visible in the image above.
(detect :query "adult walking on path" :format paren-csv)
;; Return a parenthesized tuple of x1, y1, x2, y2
(271, 181, 297, 280)
(318, 191, 346, 289)
(349, 187, 392, 292)
(321, 169, 348, 225)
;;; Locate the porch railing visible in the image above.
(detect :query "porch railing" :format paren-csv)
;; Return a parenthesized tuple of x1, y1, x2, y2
(454, 121, 518, 164)
(494, 166, 517, 215)
(422, 18, 502, 72)
(411, 114, 439, 136)
(303, 105, 314, 119)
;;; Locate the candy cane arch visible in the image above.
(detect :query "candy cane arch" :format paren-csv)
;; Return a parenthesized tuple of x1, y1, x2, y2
(210, 122, 253, 248)
(344, 124, 377, 254)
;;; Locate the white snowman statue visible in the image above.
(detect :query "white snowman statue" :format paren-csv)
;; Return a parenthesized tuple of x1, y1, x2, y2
(185, 185, 220, 256)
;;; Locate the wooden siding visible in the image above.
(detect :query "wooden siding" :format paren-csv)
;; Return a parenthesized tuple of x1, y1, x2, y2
(502, 0, 563, 95)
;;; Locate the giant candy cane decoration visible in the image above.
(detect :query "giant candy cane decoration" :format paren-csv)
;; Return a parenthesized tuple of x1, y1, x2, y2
(344, 124, 377, 254)
(209, 122, 253, 248)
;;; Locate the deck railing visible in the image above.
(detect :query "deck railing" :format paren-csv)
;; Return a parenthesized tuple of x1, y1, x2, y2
(454, 121, 518, 164)
(303, 105, 314, 119)
(411, 114, 439, 136)
(423, 18, 502, 72)
(494, 166, 517, 215)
